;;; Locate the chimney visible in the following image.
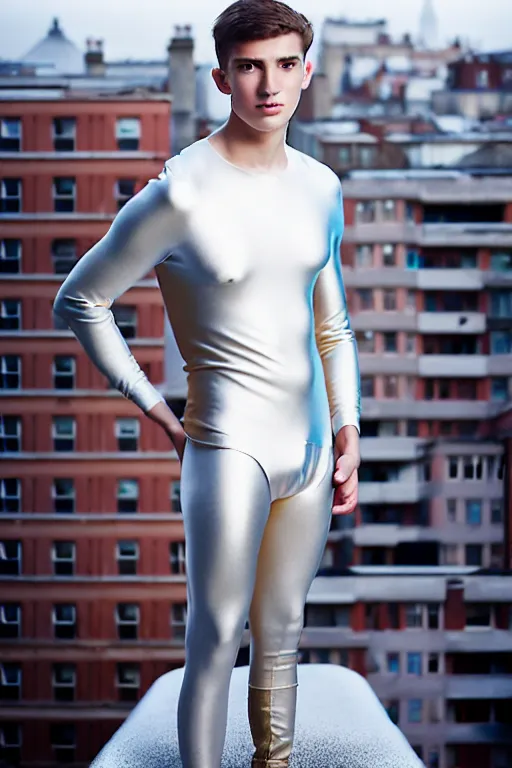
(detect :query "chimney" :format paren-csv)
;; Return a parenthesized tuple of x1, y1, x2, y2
(85, 38, 106, 77)
(168, 24, 196, 156)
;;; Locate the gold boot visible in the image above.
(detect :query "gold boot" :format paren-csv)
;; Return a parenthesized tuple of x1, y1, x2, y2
(248, 682, 297, 767)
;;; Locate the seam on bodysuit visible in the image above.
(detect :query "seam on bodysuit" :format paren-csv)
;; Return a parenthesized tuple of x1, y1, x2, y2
(184, 433, 272, 499)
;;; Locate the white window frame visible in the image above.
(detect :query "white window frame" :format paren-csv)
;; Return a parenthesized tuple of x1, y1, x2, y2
(112, 304, 137, 339)
(0, 415, 22, 452)
(115, 179, 136, 210)
(0, 239, 21, 272)
(117, 479, 139, 513)
(116, 117, 141, 150)
(51, 239, 77, 274)
(355, 245, 373, 268)
(116, 662, 141, 690)
(0, 178, 22, 212)
(53, 355, 76, 389)
(53, 603, 76, 628)
(52, 541, 76, 575)
(115, 418, 140, 451)
(52, 662, 76, 697)
(115, 602, 140, 638)
(0, 722, 21, 748)
(116, 540, 139, 575)
(170, 603, 187, 641)
(52, 479, 75, 514)
(170, 541, 186, 574)
(0, 117, 21, 151)
(53, 176, 76, 213)
(0, 478, 21, 513)
(382, 199, 396, 221)
(52, 416, 76, 452)
(0, 540, 22, 574)
(0, 603, 21, 636)
(170, 480, 181, 513)
(52, 117, 76, 151)
(382, 243, 396, 266)
(0, 299, 22, 330)
(0, 662, 22, 693)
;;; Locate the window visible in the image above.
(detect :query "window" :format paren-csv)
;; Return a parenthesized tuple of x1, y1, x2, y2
(383, 375, 398, 398)
(116, 602, 139, 640)
(359, 146, 374, 168)
(408, 699, 422, 723)
(385, 700, 399, 725)
(1, 355, 21, 390)
(382, 244, 396, 266)
(491, 499, 503, 524)
(490, 290, 512, 318)
(356, 330, 374, 353)
(383, 288, 396, 310)
(0, 662, 21, 700)
(465, 603, 491, 628)
(388, 603, 400, 629)
(476, 69, 489, 88)
(407, 420, 418, 437)
(0, 239, 21, 273)
(490, 251, 512, 271)
(171, 603, 187, 642)
(490, 543, 503, 568)
(383, 332, 397, 353)
(52, 479, 75, 514)
(117, 540, 139, 575)
(387, 652, 400, 673)
(490, 331, 512, 355)
(406, 249, 419, 269)
(170, 481, 181, 513)
(115, 179, 136, 210)
(0, 540, 22, 575)
(465, 544, 482, 566)
(0, 415, 21, 452)
(355, 245, 373, 267)
(0, 299, 21, 330)
(116, 662, 140, 702)
(364, 603, 379, 630)
(51, 239, 77, 274)
(406, 333, 415, 353)
(0, 603, 21, 638)
(407, 652, 422, 675)
(52, 117, 76, 151)
(406, 604, 422, 629)
(448, 456, 459, 479)
(0, 479, 21, 513)
(53, 356, 75, 389)
(112, 305, 137, 339)
(116, 117, 141, 151)
(406, 288, 416, 310)
(0, 118, 21, 151)
(115, 418, 139, 451)
(355, 201, 375, 223)
(382, 199, 396, 221)
(338, 146, 351, 165)
(465, 499, 482, 526)
(117, 479, 139, 514)
(52, 417, 76, 452)
(0, 722, 21, 762)
(50, 722, 75, 763)
(0, 178, 21, 212)
(361, 376, 375, 397)
(53, 663, 76, 702)
(170, 541, 186, 574)
(428, 653, 440, 674)
(53, 177, 75, 213)
(447, 499, 457, 523)
(356, 288, 374, 310)
(53, 604, 77, 639)
(52, 541, 75, 576)
(491, 377, 509, 401)
(427, 603, 440, 630)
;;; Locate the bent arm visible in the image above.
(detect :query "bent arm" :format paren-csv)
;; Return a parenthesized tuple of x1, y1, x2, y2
(314, 180, 361, 436)
(53, 173, 183, 412)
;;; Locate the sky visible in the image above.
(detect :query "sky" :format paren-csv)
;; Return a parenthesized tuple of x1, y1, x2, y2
(0, 0, 510, 66)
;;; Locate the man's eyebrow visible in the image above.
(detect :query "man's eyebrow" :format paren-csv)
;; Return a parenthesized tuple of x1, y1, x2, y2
(232, 55, 302, 65)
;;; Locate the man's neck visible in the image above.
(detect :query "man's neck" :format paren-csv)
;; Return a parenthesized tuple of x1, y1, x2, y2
(209, 114, 289, 173)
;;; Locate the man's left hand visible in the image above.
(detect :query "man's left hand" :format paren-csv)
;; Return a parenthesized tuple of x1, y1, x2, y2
(332, 453, 359, 515)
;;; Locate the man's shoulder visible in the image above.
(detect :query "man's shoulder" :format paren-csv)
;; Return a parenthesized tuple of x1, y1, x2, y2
(288, 146, 341, 200)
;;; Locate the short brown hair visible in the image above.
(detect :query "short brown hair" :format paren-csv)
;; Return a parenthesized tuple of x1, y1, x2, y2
(213, 0, 314, 71)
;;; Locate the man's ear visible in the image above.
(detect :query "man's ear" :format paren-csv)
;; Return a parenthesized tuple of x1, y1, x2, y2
(211, 67, 232, 95)
(301, 59, 314, 90)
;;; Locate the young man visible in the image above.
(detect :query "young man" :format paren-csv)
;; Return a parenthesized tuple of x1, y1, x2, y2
(53, 1, 361, 765)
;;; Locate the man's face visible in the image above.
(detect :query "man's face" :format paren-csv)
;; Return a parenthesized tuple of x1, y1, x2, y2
(214, 32, 313, 132)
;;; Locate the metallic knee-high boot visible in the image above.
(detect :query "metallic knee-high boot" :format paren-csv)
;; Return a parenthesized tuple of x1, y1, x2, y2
(248, 651, 299, 767)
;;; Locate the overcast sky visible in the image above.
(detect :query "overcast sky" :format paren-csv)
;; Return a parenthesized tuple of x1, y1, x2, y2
(0, 0, 509, 66)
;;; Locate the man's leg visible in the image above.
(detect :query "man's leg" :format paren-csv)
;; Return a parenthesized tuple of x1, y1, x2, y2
(248, 447, 334, 767)
(178, 439, 271, 768)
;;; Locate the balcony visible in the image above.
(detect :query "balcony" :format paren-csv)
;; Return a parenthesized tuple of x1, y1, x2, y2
(418, 354, 488, 377)
(417, 312, 486, 334)
(360, 437, 425, 462)
(420, 223, 512, 248)
(358, 481, 427, 505)
(446, 676, 512, 700)
(417, 269, 484, 291)
(352, 525, 436, 547)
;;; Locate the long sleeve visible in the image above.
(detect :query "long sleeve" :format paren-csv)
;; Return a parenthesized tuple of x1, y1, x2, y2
(53, 173, 183, 413)
(313, 179, 361, 435)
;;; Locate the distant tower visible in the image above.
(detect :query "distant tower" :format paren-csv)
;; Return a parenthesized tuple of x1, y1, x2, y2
(419, 0, 439, 49)
(168, 24, 196, 156)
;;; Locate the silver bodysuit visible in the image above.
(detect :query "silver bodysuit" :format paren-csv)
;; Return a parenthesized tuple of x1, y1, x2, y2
(54, 137, 361, 768)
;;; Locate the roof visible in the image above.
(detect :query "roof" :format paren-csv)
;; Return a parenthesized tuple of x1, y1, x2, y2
(21, 18, 85, 75)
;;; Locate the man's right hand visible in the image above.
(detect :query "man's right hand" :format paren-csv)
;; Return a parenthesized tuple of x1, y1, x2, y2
(146, 401, 187, 463)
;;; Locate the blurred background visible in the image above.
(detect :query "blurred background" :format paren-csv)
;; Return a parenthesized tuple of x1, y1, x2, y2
(0, 1, 511, 767)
